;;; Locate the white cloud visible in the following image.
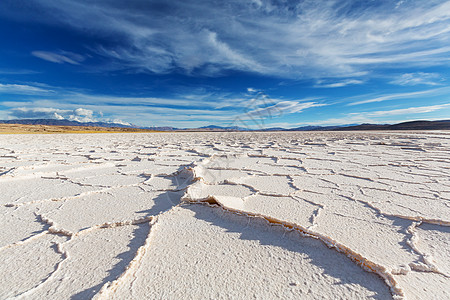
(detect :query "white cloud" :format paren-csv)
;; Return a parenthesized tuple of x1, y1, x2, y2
(11, 107, 74, 120)
(105, 118, 132, 126)
(347, 88, 446, 106)
(0, 69, 39, 75)
(32, 50, 85, 65)
(368, 103, 450, 116)
(390, 72, 444, 86)
(0, 83, 51, 94)
(9, 107, 129, 125)
(315, 79, 364, 88)
(299, 103, 450, 126)
(244, 101, 325, 118)
(74, 108, 93, 118)
(295, 115, 375, 127)
(7, 0, 450, 78)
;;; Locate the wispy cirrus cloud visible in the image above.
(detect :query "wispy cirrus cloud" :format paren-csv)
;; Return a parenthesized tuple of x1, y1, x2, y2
(2, 0, 450, 78)
(367, 103, 450, 117)
(32, 50, 85, 65)
(314, 79, 364, 88)
(347, 88, 448, 106)
(299, 103, 450, 126)
(390, 72, 444, 86)
(245, 101, 325, 118)
(0, 69, 40, 75)
(0, 83, 52, 94)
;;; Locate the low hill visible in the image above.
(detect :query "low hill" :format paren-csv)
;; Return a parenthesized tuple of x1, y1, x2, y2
(334, 120, 450, 131)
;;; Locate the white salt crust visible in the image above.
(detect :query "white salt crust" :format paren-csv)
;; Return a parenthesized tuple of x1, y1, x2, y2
(0, 131, 449, 299)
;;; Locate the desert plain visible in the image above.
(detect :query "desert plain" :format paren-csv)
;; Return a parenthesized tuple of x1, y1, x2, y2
(0, 131, 449, 299)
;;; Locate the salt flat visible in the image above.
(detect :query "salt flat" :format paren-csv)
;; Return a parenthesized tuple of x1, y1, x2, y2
(0, 131, 449, 299)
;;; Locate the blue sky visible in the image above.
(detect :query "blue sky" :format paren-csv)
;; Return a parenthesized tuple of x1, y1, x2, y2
(0, 0, 449, 128)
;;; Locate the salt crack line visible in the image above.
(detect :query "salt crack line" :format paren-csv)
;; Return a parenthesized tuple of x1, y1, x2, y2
(364, 186, 444, 201)
(58, 176, 145, 189)
(77, 216, 155, 237)
(291, 195, 325, 209)
(0, 231, 48, 253)
(222, 179, 293, 197)
(37, 213, 155, 239)
(4, 187, 115, 208)
(346, 193, 450, 226)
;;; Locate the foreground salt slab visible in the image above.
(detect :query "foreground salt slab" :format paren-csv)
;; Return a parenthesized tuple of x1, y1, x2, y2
(19, 224, 149, 299)
(0, 234, 67, 298)
(0, 131, 449, 299)
(103, 204, 391, 299)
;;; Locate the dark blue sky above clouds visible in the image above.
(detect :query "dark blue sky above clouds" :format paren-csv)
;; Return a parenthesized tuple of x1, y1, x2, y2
(0, 0, 449, 128)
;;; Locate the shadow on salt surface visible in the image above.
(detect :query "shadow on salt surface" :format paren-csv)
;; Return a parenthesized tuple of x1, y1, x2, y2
(356, 199, 416, 255)
(72, 184, 184, 298)
(134, 190, 183, 218)
(389, 216, 417, 253)
(414, 223, 450, 273)
(189, 204, 393, 299)
(71, 223, 150, 300)
(419, 223, 450, 234)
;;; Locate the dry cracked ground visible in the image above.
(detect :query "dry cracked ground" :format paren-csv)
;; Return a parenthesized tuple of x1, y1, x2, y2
(0, 131, 449, 299)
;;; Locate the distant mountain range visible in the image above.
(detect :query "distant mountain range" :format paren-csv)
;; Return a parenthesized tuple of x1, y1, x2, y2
(191, 120, 450, 131)
(1, 119, 449, 131)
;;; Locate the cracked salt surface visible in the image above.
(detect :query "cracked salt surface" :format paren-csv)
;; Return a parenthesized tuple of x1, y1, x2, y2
(0, 131, 449, 299)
